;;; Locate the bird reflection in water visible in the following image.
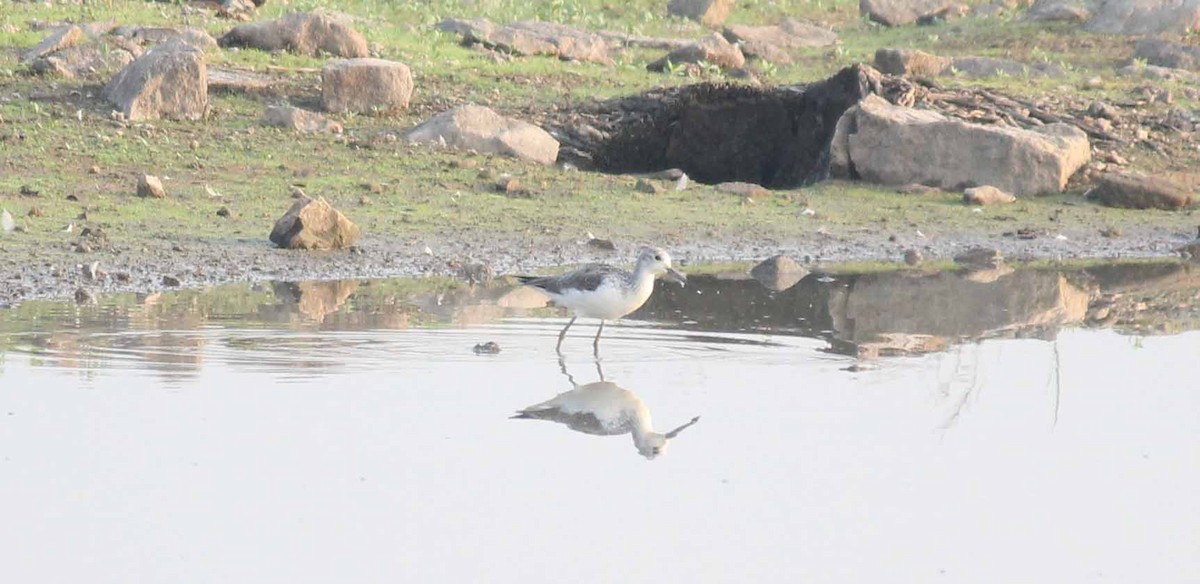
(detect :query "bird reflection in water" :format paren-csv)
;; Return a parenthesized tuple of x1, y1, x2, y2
(511, 359, 700, 460)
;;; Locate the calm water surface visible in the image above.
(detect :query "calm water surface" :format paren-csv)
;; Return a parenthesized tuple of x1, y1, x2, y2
(1, 263, 1198, 583)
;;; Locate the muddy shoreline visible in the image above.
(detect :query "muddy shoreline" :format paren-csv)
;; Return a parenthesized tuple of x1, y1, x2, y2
(2, 223, 1195, 309)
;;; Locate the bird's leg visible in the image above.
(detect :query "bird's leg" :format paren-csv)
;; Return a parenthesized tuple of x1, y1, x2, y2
(556, 316, 576, 355)
(592, 320, 605, 358)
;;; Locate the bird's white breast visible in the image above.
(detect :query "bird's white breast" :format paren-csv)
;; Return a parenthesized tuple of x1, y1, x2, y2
(550, 277, 653, 320)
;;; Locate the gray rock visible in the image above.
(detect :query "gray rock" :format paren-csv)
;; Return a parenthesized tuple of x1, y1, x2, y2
(30, 37, 142, 79)
(269, 196, 361, 250)
(262, 105, 342, 133)
(321, 58, 413, 114)
(103, 40, 207, 121)
(1118, 63, 1200, 83)
(830, 95, 1091, 197)
(1085, 0, 1200, 34)
(963, 185, 1017, 205)
(876, 48, 1062, 78)
(208, 67, 279, 94)
(1086, 172, 1193, 210)
(219, 10, 368, 57)
(874, 48, 952, 77)
(406, 105, 560, 165)
(1024, 0, 1091, 22)
(751, 255, 808, 291)
(112, 26, 218, 51)
(647, 32, 745, 72)
(21, 25, 82, 63)
(716, 181, 771, 199)
(723, 18, 838, 50)
(436, 18, 613, 64)
(137, 174, 167, 198)
(860, 0, 961, 25)
(668, 0, 736, 26)
(1135, 39, 1200, 72)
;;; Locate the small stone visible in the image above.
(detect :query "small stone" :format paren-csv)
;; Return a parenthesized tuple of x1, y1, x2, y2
(137, 174, 166, 198)
(450, 158, 479, 169)
(216, 206, 235, 218)
(456, 262, 494, 284)
(27, 207, 45, 218)
(162, 275, 181, 287)
(1084, 76, 1104, 89)
(74, 287, 97, 305)
(473, 341, 502, 355)
(74, 241, 93, 253)
(495, 176, 522, 194)
(1087, 101, 1119, 120)
(359, 195, 371, 205)
(634, 178, 664, 195)
(897, 183, 940, 195)
(361, 182, 383, 194)
(587, 238, 617, 251)
(89, 165, 101, 174)
(1100, 226, 1122, 238)
(904, 249, 924, 266)
(953, 247, 1003, 270)
(716, 181, 770, 199)
(963, 185, 1016, 205)
(114, 272, 131, 282)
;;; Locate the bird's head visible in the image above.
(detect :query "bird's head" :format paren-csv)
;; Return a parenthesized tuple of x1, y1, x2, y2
(637, 247, 686, 287)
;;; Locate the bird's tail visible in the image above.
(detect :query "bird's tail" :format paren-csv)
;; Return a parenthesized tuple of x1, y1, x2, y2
(514, 275, 547, 288)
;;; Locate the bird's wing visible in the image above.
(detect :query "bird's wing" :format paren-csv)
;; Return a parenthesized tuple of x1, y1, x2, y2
(518, 264, 623, 295)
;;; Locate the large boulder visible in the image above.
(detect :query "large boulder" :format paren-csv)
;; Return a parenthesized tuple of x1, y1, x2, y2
(218, 10, 368, 57)
(1086, 172, 1193, 210)
(405, 105, 560, 165)
(1084, 0, 1200, 34)
(1135, 39, 1200, 72)
(830, 94, 1091, 196)
(860, 0, 962, 25)
(269, 196, 361, 250)
(647, 32, 745, 72)
(668, 0, 736, 26)
(103, 40, 208, 121)
(320, 58, 413, 114)
(435, 19, 613, 64)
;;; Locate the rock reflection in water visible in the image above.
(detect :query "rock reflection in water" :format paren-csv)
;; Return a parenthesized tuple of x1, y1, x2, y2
(512, 361, 700, 460)
(638, 261, 1200, 359)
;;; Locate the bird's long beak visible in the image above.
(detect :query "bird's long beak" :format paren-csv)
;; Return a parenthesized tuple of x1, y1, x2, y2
(663, 267, 687, 287)
(664, 416, 700, 439)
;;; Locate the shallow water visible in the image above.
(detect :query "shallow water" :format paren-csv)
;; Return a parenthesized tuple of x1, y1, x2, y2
(1, 262, 1198, 583)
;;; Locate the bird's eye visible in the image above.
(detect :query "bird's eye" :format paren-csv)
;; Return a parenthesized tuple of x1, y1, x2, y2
(653, 254, 662, 261)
